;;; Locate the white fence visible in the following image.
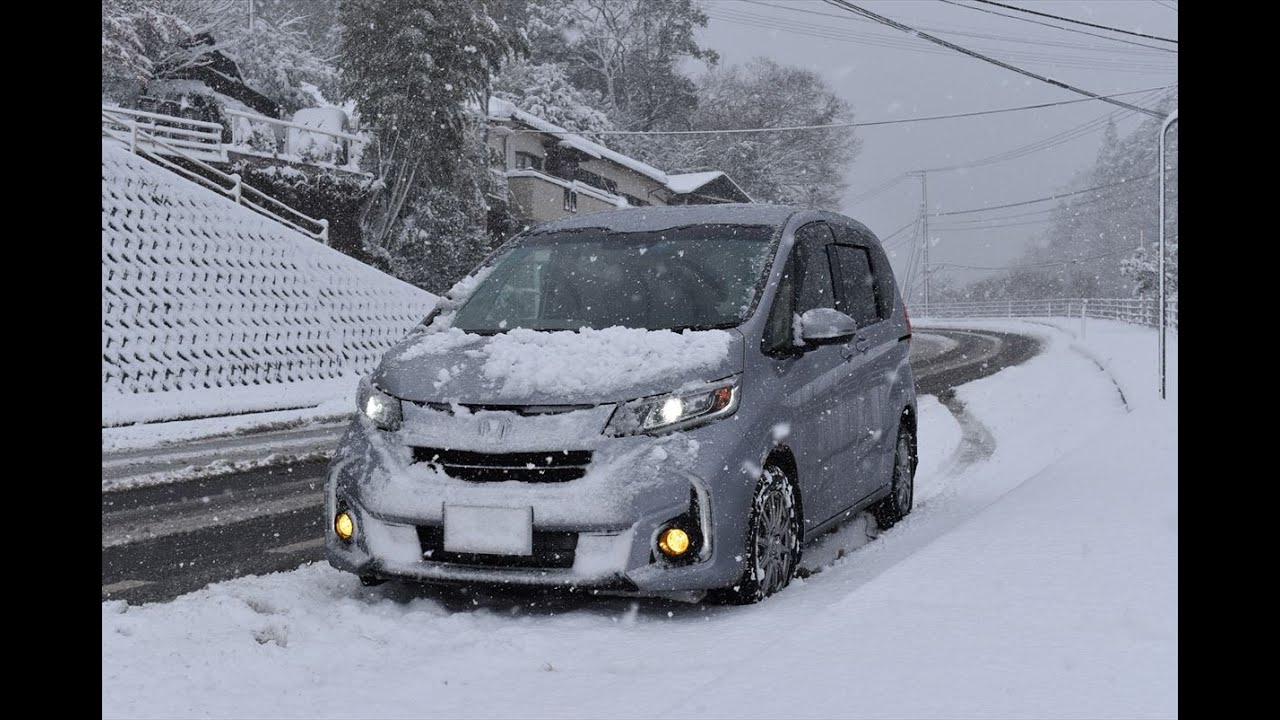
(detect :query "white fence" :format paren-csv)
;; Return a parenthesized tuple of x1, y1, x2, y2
(226, 108, 366, 172)
(102, 106, 330, 244)
(921, 298, 1178, 330)
(100, 105, 226, 163)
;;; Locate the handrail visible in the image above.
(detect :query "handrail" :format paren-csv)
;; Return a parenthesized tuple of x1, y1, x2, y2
(102, 104, 223, 132)
(102, 109, 330, 244)
(224, 108, 367, 172)
(224, 108, 365, 143)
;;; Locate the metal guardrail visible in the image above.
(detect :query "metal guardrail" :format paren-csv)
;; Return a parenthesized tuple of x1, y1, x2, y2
(225, 108, 366, 172)
(102, 106, 330, 244)
(100, 105, 226, 163)
(921, 297, 1178, 330)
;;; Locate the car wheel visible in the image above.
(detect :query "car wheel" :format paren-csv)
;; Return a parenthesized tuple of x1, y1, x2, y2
(872, 421, 916, 530)
(707, 464, 802, 605)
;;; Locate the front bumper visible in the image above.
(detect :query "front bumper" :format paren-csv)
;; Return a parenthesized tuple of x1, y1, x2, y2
(324, 410, 749, 594)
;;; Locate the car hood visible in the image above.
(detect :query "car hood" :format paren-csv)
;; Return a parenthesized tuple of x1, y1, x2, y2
(373, 325, 745, 406)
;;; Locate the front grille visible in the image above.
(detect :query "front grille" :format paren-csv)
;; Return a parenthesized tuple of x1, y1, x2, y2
(416, 526, 578, 569)
(411, 447, 592, 483)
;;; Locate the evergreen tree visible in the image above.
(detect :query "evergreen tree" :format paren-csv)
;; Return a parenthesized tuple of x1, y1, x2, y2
(338, 0, 526, 283)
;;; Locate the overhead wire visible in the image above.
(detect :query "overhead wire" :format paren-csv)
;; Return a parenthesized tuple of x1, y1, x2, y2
(525, 86, 1170, 136)
(932, 245, 1141, 271)
(966, 0, 1177, 44)
(818, 0, 1166, 118)
(742, 0, 1174, 56)
(708, 5, 1176, 71)
(929, 172, 1157, 217)
(938, 0, 1176, 52)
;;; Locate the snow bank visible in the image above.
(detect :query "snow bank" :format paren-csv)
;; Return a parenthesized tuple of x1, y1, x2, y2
(101, 139, 437, 425)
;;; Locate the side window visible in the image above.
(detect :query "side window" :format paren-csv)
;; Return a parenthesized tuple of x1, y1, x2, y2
(831, 245, 881, 328)
(834, 224, 894, 319)
(794, 223, 836, 314)
(763, 222, 834, 354)
(762, 255, 795, 354)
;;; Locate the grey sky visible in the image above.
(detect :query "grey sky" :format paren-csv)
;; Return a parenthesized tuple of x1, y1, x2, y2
(694, 0, 1178, 295)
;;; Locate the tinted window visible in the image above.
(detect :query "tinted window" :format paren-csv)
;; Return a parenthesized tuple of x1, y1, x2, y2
(833, 224, 894, 318)
(794, 223, 836, 315)
(831, 244, 881, 327)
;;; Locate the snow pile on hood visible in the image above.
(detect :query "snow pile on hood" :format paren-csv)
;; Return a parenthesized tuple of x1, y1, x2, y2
(391, 325, 736, 400)
(479, 327, 735, 398)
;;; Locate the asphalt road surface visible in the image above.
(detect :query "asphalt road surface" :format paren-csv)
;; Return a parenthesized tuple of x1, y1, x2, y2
(101, 328, 1040, 605)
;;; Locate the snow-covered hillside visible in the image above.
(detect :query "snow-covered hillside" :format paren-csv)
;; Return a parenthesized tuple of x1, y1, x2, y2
(101, 140, 437, 426)
(101, 319, 1177, 719)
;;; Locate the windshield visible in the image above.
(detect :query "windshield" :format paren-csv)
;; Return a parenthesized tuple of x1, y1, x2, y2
(451, 224, 778, 333)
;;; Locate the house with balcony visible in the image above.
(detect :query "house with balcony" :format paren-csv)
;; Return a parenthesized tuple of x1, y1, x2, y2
(485, 97, 752, 228)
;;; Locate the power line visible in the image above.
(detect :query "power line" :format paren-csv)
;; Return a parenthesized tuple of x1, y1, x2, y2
(939, 0, 1176, 52)
(741, 0, 1174, 56)
(933, 216, 1058, 231)
(880, 215, 921, 243)
(932, 178, 1152, 224)
(849, 174, 910, 206)
(1151, 0, 1178, 12)
(930, 190, 1134, 225)
(930, 172, 1157, 217)
(920, 87, 1173, 173)
(709, 6, 1176, 71)
(967, 0, 1178, 44)
(933, 245, 1140, 271)
(524, 85, 1170, 137)
(819, 0, 1166, 119)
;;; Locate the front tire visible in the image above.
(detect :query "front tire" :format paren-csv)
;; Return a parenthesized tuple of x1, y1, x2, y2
(873, 421, 916, 530)
(707, 464, 802, 605)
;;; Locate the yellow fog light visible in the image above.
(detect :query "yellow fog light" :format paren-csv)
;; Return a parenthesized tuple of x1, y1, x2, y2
(658, 527, 691, 557)
(334, 511, 355, 542)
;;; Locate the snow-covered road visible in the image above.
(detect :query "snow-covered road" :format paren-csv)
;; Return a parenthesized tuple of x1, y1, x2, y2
(102, 319, 1176, 719)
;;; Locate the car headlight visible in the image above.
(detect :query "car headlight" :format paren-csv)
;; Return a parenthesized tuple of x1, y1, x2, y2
(357, 376, 403, 431)
(606, 379, 740, 436)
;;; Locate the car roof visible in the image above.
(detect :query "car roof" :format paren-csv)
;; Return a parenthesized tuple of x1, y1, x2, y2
(526, 203, 805, 235)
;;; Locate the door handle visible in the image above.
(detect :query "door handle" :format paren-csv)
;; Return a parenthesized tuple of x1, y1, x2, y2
(854, 335, 870, 352)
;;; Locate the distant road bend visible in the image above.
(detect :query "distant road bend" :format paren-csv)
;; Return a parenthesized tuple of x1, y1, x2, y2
(101, 327, 1040, 605)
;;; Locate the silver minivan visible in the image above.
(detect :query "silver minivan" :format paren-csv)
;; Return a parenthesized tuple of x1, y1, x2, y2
(326, 204, 917, 603)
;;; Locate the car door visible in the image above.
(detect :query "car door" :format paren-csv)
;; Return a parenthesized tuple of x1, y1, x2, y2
(829, 225, 900, 499)
(761, 222, 853, 528)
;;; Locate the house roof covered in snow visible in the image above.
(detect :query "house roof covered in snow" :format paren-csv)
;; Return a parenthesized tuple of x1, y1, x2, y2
(527, 203, 800, 234)
(665, 171, 753, 203)
(486, 97, 751, 202)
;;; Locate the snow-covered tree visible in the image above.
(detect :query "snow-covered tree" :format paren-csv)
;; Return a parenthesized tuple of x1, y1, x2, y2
(339, 0, 525, 287)
(102, 0, 194, 96)
(492, 62, 614, 134)
(992, 91, 1178, 300)
(676, 58, 860, 209)
(529, 0, 717, 132)
(221, 16, 340, 115)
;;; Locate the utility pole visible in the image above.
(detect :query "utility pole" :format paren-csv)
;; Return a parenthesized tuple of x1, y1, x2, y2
(248, 0, 255, 31)
(916, 171, 931, 315)
(1158, 109, 1178, 400)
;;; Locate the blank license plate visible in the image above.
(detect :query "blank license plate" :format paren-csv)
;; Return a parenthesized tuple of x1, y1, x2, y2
(443, 505, 533, 556)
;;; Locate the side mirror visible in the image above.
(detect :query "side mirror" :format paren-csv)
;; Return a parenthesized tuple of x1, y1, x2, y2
(798, 308, 858, 346)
